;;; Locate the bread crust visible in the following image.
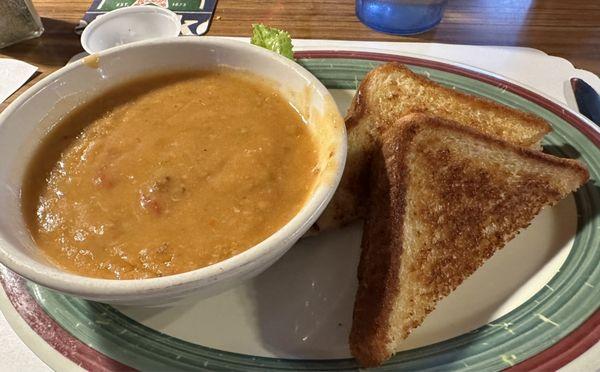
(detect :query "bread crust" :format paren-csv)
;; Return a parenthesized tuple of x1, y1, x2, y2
(349, 121, 416, 367)
(397, 114, 587, 179)
(349, 114, 588, 367)
(346, 63, 551, 138)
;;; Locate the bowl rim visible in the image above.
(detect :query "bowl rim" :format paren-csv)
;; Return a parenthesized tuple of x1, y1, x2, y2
(0, 37, 347, 299)
(80, 5, 181, 54)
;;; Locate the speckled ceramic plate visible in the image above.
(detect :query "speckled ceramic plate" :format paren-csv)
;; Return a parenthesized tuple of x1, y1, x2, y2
(1, 51, 599, 371)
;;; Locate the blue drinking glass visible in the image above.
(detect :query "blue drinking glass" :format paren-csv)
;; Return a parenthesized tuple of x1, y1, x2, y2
(356, 0, 449, 35)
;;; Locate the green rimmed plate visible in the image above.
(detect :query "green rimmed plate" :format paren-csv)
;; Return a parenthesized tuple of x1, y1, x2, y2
(1, 51, 599, 371)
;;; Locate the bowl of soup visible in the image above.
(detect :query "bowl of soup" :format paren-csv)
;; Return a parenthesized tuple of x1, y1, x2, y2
(0, 38, 346, 305)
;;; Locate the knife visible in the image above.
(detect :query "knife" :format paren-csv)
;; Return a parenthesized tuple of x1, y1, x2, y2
(570, 77, 600, 125)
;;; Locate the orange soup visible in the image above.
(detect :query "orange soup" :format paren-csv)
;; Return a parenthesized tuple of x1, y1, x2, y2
(23, 69, 318, 279)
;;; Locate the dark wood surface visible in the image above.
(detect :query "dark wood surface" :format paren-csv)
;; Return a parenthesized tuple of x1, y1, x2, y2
(2, 0, 600, 111)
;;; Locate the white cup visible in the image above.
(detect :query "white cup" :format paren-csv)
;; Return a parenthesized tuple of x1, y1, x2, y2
(81, 6, 180, 54)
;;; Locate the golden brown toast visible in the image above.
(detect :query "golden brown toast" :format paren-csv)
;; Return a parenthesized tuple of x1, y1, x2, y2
(349, 114, 588, 367)
(312, 63, 553, 233)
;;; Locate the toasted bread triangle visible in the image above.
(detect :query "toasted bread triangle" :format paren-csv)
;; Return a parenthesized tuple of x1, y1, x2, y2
(349, 114, 588, 367)
(313, 63, 553, 234)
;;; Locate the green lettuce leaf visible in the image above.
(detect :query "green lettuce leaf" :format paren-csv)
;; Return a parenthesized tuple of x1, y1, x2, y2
(251, 24, 294, 60)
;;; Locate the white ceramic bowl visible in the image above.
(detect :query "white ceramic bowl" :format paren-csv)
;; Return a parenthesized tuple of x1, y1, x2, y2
(0, 38, 346, 306)
(81, 6, 180, 54)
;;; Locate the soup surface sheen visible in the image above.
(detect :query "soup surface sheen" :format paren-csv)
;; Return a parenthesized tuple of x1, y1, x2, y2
(23, 70, 318, 279)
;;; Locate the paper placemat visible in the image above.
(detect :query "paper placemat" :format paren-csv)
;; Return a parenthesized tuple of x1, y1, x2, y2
(0, 58, 37, 105)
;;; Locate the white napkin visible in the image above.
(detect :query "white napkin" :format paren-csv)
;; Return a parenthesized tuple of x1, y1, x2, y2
(0, 58, 37, 104)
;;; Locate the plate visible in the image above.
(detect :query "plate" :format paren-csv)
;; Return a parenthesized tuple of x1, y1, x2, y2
(1, 51, 599, 371)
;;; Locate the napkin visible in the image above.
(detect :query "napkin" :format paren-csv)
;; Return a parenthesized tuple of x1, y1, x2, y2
(0, 58, 37, 105)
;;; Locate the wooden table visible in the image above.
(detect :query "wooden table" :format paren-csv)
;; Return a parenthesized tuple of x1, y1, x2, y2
(2, 0, 600, 111)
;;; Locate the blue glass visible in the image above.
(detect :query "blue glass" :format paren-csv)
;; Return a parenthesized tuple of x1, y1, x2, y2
(356, 0, 448, 35)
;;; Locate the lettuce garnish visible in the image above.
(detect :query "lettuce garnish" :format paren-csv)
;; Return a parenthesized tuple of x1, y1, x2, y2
(251, 24, 294, 60)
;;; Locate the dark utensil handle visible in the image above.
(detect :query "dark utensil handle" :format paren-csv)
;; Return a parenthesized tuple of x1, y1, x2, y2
(571, 77, 600, 125)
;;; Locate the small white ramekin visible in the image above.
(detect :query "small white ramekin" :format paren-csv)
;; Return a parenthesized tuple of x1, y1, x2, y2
(81, 6, 180, 54)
